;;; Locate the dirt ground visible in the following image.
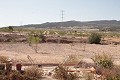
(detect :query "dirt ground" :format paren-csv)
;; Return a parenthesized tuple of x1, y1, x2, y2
(0, 43, 120, 80)
(0, 43, 120, 65)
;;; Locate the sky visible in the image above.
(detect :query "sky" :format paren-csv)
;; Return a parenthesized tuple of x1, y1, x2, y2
(0, 0, 120, 27)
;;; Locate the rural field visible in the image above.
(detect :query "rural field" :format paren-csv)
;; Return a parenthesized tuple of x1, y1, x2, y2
(1, 0, 120, 79)
(0, 43, 120, 65)
(0, 29, 120, 80)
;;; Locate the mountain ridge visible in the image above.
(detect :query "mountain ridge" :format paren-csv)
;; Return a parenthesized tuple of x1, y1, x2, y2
(13, 20, 120, 31)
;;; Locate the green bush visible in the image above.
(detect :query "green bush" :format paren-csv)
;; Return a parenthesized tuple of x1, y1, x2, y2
(88, 33, 101, 44)
(28, 33, 40, 44)
(8, 26, 13, 32)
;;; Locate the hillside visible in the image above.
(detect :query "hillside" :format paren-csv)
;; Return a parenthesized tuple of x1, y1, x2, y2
(13, 20, 120, 31)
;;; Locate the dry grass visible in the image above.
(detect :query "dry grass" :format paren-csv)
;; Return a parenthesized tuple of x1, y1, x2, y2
(0, 56, 8, 63)
(53, 65, 78, 80)
(25, 66, 43, 79)
(62, 54, 83, 65)
(9, 71, 24, 80)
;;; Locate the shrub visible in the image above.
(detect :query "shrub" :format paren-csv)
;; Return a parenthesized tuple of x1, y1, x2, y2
(0, 56, 8, 63)
(8, 26, 13, 32)
(53, 65, 68, 80)
(39, 34, 46, 42)
(102, 67, 120, 80)
(92, 54, 120, 80)
(0, 64, 5, 70)
(92, 54, 113, 69)
(27, 32, 41, 53)
(0, 70, 39, 80)
(6, 63, 12, 72)
(25, 66, 43, 79)
(53, 65, 78, 80)
(67, 73, 78, 80)
(88, 33, 101, 44)
(84, 73, 93, 80)
(28, 33, 40, 44)
(0, 75, 8, 80)
(9, 71, 24, 80)
(63, 55, 81, 65)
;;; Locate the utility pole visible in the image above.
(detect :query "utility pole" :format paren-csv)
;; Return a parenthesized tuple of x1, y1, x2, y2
(61, 10, 65, 27)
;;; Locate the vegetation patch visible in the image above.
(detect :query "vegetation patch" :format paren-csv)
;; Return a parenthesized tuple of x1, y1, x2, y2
(53, 65, 78, 80)
(88, 33, 101, 44)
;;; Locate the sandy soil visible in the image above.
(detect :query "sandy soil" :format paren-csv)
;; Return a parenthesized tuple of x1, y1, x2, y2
(0, 43, 120, 65)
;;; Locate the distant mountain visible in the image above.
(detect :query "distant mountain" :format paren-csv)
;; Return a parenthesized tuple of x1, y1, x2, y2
(85, 20, 120, 26)
(14, 20, 120, 31)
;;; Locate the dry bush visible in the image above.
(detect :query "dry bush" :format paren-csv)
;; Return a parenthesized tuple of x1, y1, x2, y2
(92, 54, 120, 80)
(67, 72, 78, 80)
(95, 65, 120, 80)
(6, 63, 12, 72)
(92, 54, 113, 69)
(0, 75, 8, 80)
(0, 70, 38, 80)
(63, 55, 82, 65)
(53, 65, 78, 80)
(84, 72, 94, 80)
(8, 71, 24, 80)
(101, 66, 120, 80)
(0, 64, 5, 70)
(0, 56, 8, 63)
(0, 71, 24, 80)
(53, 65, 68, 80)
(25, 66, 43, 79)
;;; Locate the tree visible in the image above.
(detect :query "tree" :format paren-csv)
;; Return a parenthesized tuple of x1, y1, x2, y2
(88, 33, 101, 44)
(28, 31, 41, 53)
(8, 26, 13, 32)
